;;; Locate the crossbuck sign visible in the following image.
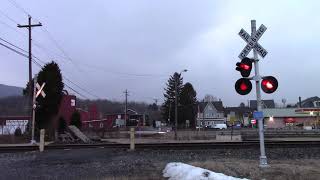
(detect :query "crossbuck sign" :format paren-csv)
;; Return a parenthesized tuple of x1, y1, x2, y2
(35, 82, 46, 98)
(238, 24, 268, 59)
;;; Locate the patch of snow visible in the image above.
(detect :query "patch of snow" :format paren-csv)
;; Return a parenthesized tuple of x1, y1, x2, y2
(163, 162, 249, 180)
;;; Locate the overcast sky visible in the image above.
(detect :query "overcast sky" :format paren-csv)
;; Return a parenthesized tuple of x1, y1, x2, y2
(0, 0, 320, 106)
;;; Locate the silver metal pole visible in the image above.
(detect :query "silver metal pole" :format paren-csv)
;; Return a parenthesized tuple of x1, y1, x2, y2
(251, 20, 268, 167)
(31, 75, 37, 144)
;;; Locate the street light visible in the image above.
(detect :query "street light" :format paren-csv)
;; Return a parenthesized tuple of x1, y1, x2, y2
(174, 69, 188, 140)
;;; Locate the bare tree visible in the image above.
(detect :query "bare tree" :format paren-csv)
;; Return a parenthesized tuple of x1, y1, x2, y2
(203, 94, 217, 102)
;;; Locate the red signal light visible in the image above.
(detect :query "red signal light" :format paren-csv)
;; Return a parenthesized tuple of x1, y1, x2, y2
(240, 64, 250, 70)
(261, 76, 278, 93)
(240, 82, 248, 91)
(235, 78, 252, 95)
(235, 58, 252, 77)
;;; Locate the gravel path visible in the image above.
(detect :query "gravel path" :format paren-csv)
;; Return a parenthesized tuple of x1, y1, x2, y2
(0, 147, 319, 180)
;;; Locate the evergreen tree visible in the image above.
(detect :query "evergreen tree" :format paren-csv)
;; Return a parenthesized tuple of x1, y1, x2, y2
(70, 111, 82, 129)
(161, 72, 183, 125)
(58, 116, 67, 134)
(180, 82, 197, 128)
(24, 61, 64, 138)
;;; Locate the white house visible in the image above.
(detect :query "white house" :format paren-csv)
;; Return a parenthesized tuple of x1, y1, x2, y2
(196, 101, 226, 127)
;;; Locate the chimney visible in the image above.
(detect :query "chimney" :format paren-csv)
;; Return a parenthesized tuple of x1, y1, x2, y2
(299, 96, 302, 108)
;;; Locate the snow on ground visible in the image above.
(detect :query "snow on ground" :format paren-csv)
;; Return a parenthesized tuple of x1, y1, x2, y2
(163, 162, 249, 180)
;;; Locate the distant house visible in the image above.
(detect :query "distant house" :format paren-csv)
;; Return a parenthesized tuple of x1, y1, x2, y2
(224, 107, 253, 126)
(249, 100, 275, 110)
(196, 101, 226, 127)
(297, 96, 320, 108)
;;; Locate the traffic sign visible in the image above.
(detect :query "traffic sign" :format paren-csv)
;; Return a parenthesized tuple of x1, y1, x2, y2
(251, 119, 256, 124)
(238, 24, 268, 59)
(253, 111, 264, 119)
(35, 82, 46, 98)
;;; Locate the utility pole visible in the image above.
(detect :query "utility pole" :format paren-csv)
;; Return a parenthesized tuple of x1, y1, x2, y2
(17, 15, 42, 142)
(124, 89, 129, 127)
(31, 75, 37, 144)
(251, 20, 268, 167)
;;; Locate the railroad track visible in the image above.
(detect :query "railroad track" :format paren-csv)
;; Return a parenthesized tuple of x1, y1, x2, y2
(1, 141, 320, 153)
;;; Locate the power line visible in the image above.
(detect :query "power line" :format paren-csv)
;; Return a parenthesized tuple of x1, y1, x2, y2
(0, 19, 26, 38)
(1, 1, 100, 99)
(0, 38, 95, 99)
(0, 8, 20, 24)
(63, 76, 100, 99)
(4, 1, 165, 78)
(7, 0, 29, 16)
(0, 41, 28, 58)
(0, 37, 27, 53)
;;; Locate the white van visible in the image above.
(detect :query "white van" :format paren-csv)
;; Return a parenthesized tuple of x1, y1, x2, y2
(211, 124, 227, 130)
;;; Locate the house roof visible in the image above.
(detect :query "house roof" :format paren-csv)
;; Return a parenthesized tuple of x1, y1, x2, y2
(299, 96, 320, 107)
(224, 107, 254, 114)
(249, 100, 275, 109)
(262, 108, 311, 118)
(197, 101, 224, 112)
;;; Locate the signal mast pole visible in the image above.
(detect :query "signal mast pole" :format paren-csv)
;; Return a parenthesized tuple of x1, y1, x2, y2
(251, 20, 268, 167)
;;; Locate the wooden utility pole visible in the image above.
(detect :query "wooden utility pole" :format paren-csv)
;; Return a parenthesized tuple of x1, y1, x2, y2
(124, 89, 129, 127)
(17, 15, 42, 143)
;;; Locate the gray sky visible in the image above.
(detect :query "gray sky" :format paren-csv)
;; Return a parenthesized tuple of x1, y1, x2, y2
(0, 0, 320, 106)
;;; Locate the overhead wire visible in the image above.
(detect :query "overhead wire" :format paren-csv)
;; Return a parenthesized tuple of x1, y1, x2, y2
(7, 0, 29, 16)
(1, 1, 101, 99)
(6, 0, 167, 78)
(0, 37, 95, 99)
(0, 8, 20, 24)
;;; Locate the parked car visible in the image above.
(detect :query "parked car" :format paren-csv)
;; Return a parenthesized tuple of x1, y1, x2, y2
(210, 124, 227, 130)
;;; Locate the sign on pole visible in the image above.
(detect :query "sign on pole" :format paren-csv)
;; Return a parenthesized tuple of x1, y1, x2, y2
(35, 82, 46, 98)
(253, 111, 264, 119)
(238, 24, 268, 59)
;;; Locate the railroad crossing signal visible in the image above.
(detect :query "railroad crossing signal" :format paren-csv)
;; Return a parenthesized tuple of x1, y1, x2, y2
(235, 22, 278, 96)
(261, 76, 278, 94)
(35, 82, 46, 98)
(238, 24, 268, 59)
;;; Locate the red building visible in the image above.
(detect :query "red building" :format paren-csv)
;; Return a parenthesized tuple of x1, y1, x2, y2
(57, 93, 95, 128)
(57, 94, 76, 125)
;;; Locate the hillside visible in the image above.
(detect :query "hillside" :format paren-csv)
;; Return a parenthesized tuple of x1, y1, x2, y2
(0, 84, 23, 98)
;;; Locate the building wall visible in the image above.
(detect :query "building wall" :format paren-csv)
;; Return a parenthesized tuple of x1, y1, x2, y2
(265, 117, 317, 128)
(57, 95, 76, 125)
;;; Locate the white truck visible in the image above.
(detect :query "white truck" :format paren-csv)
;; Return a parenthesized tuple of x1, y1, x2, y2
(210, 124, 227, 130)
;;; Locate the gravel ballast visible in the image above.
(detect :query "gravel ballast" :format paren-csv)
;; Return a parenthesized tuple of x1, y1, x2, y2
(0, 147, 319, 180)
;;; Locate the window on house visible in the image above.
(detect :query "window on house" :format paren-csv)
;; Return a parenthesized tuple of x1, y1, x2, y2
(100, 122, 104, 128)
(71, 99, 76, 106)
(314, 101, 320, 107)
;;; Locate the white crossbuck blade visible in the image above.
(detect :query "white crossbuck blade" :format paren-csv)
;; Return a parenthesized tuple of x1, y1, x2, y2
(238, 24, 268, 59)
(36, 83, 46, 98)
